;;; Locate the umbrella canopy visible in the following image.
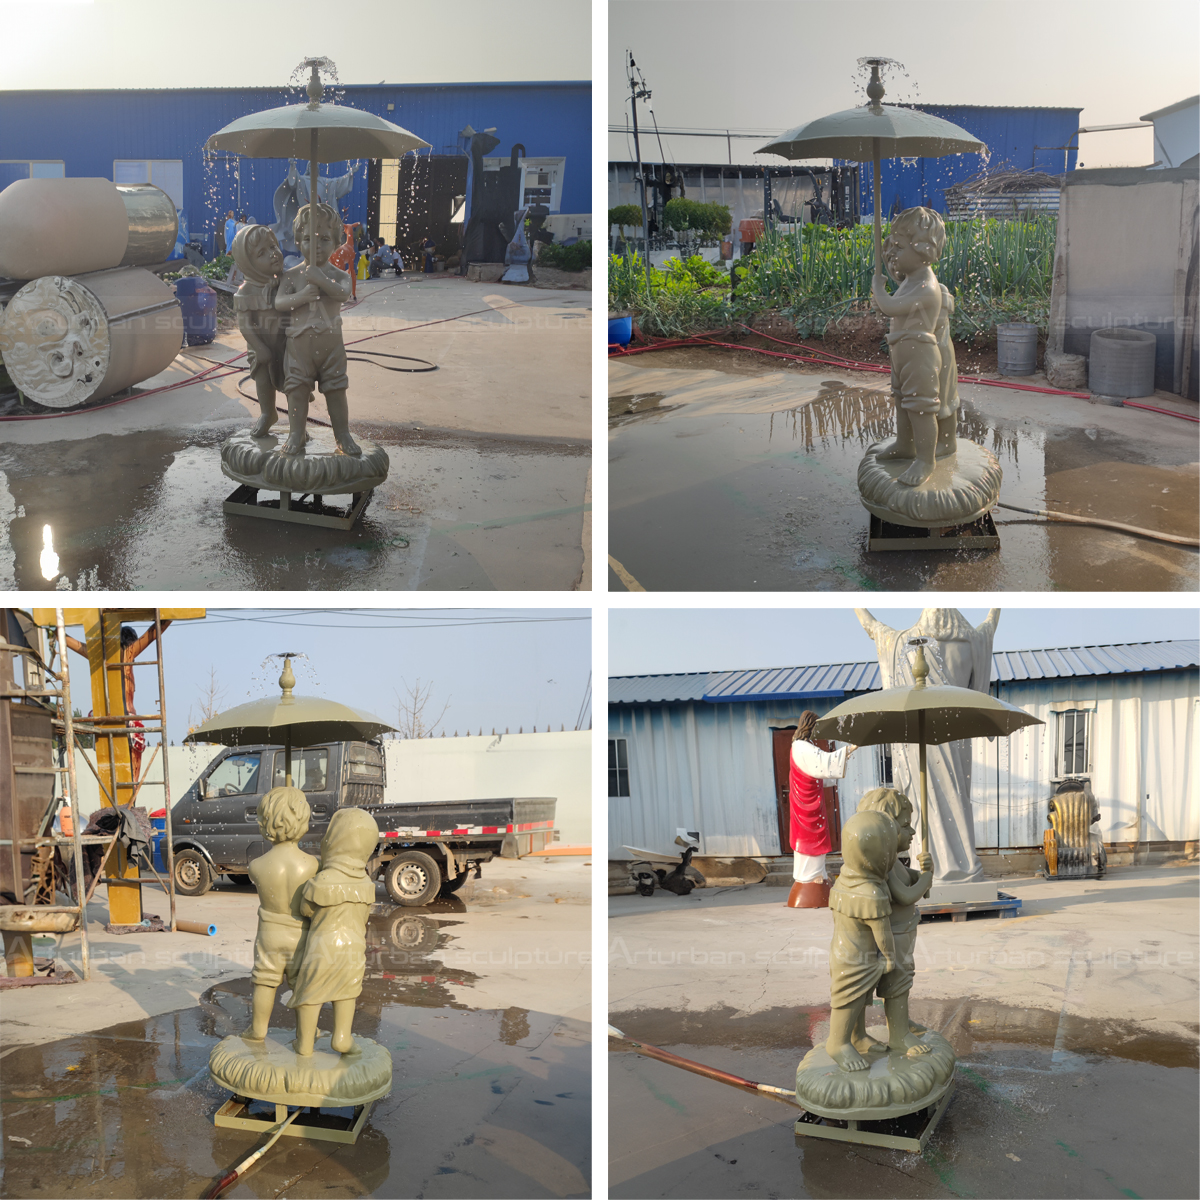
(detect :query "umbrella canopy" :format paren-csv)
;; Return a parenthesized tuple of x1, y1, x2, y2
(813, 642, 1042, 872)
(758, 104, 984, 165)
(812, 681, 1040, 747)
(757, 58, 984, 272)
(205, 58, 429, 262)
(184, 656, 395, 784)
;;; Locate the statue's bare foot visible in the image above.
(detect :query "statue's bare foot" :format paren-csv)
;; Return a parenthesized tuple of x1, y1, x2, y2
(935, 435, 957, 458)
(908, 1019, 927, 1034)
(899, 1033, 932, 1057)
(249, 411, 277, 437)
(897, 457, 936, 486)
(851, 1030, 886, 1055)
(334, 434, 362, 457)
(241, 1028, 266, 1042)
(280, 433, 307, 456)
(829, 1043, 870, 1071)
(331, 1030, 356, 1054)
(875, 437, 914, 461)
(291, 1038, 314, 1057)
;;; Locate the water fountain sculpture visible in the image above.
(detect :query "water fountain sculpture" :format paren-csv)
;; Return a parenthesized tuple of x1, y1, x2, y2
(794, 799, 958, 1148)
(208, 789, 392, 1142)
(759, 59, 999, 550)
(206, 57, 428, 529)
(855, 607, 1000, 902)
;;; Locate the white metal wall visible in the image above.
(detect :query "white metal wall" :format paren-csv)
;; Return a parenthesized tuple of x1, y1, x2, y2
(609, 669, 1198, 856)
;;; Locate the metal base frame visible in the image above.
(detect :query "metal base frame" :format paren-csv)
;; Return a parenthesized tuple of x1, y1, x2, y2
(868, 511, 1000, 552)
(223, 483, 373, 530)
(918, 891, 1022, 923)
(214, 1096, 373, 1144)
(794, 1082, 954, 1152)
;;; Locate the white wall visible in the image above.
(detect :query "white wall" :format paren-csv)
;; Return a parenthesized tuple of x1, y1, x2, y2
(383, 731, 591, 846)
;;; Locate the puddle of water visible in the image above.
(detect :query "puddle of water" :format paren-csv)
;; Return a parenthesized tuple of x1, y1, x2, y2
(0, 902, 590, 1198)
(608, 365, 1198, 592)
(609, 999, 1198, 1199)
(0, 424, 588, 591)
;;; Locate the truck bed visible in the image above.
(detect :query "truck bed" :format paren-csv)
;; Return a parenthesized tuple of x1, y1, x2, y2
(365, 797, 555, 840)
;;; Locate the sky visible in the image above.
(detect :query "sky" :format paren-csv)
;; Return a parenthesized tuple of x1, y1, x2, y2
(609, 0, 1199, 169)
(69, 608, 592, 745)
(608, 608, 1200, 676)
(0, 0, 591, 89)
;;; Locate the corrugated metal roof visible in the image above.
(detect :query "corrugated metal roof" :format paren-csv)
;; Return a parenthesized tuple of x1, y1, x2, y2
(610, 641, 1199, 704)
(703, 661, 880, 701)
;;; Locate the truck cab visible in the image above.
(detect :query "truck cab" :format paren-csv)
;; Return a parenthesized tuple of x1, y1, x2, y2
(170, 740, 385, 895)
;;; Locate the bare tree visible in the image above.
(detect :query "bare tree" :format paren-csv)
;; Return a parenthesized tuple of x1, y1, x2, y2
(188, 666, 227, 733)
(393, 678, 451, 739)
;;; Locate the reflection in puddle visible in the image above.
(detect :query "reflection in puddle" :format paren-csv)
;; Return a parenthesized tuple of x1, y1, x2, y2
(610, 998, 1199, 1200)
(609, 362, 1197, 592)
(0, 898, 590, 1198)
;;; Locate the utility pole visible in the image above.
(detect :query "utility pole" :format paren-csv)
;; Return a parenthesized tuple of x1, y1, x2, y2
(628, 53, 652, 263)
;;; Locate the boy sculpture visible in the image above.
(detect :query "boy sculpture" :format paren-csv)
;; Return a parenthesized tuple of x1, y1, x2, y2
(274, 202, 359, 458)
(230, 225, 286, 438)
(288, 806, 379, 1056)
(855, 787, 934, 1054)
(871, 207, 951, 487)
(244, 786, 318, 1041)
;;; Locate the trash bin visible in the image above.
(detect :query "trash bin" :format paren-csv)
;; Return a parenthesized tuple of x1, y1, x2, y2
(149, 808, 166, 874)
(174, 276, 217, 346)
(1088, 327, 1156, 398)
(997, 323, 1038, 376)
(609, 314, 633, 346)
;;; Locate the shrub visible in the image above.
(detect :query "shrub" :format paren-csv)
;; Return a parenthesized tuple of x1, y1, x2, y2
(609, 204, 643, 230)
(538, 240, 591, 272)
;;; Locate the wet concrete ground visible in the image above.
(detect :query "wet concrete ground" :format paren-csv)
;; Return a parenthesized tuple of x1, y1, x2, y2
(608, 864, 1199, 1197)
(0, 279, 591, 591)
(609, 998, 1198, 1199)
(608, 358, 1199, 591)
(0, 862, 590, 1197)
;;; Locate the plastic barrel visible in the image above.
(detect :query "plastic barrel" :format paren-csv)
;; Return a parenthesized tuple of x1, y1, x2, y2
(996, 323, 1038, 376)
(174, 276, 217, 345)
(1088, 328, 1156, 398)
(609, 315, 633, 346)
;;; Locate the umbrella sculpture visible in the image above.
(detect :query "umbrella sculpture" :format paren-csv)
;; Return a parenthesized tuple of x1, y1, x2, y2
(760, 59, 1003, 537)
(185, 655, 395, 785)
(813, 638, 1043, 872)
(206, 58, 431, 525)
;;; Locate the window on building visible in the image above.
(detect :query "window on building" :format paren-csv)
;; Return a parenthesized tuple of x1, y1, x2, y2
(0, 160, 65, 188)
(876, 743, 893, 786)
(1056, 710, 1090, 777)
(608, 738, 630, 797)
(113, 159, 184, 210)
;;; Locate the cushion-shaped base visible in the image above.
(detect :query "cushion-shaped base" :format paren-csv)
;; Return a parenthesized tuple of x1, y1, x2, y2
(209, 1031, 392, 1108)
(221, 428, 390, 495)
(858, 439, 1002, 529)
(796, 1028, 956, 1120)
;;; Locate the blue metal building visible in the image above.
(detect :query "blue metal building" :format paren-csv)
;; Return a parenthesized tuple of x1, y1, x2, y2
(0, 81, 590, 254)
(838, 104, 1082, 216)
(609, 640, 1199, 859)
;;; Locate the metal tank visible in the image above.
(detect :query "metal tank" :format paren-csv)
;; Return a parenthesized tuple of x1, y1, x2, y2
(0, 267, 182, 408)
(0, 177, 178, 280)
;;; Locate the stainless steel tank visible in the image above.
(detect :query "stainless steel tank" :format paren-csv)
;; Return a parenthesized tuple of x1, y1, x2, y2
(0, 178, 178, 279)
(0, 267, 182, 408)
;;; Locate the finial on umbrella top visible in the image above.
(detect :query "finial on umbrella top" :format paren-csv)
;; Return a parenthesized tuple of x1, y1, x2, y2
(907, 638, 931, 688)
(857, 56, 898, 114)
(278, 656, 298, 703)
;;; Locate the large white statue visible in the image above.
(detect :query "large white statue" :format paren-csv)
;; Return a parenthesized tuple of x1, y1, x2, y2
(855, 608, 1000, 893)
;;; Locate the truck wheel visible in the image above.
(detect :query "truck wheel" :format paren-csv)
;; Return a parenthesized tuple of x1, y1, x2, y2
(174, 850, 212, 897)
(441, 868, 470, 894)
(384, 851, 441, 907)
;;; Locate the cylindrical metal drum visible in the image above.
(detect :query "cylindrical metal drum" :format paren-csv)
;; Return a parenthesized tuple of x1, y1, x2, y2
(116, 184, 179, 265)
(0, 267, 182, 408)
(996, 322, 1039, 376)
(0, 178, 178, 280)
